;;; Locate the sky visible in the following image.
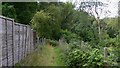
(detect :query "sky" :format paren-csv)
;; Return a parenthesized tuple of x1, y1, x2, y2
(60, 0, 120, 19)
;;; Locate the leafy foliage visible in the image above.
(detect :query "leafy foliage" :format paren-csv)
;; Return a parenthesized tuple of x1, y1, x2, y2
(2, 2, 37, 24)
(65, 45, 104, 67)
(2, 3, 17, 19)
(47, 40, 58, 47)
(2, 1, 120, 67)
(31, 10, 53, 39)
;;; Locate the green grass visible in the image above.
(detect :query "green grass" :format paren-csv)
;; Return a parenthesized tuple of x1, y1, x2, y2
(15, 44, 66, 66)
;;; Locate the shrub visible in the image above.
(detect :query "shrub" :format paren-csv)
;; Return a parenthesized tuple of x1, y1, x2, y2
(31, 10, 61, 40)
(84, 48, 104, 67)
(48, 40, 58, 47)
(61, 29, 79, 43)
(65, 44, 104, 67)
(65, 48, 83, 66)
(107, 47, 120, 66)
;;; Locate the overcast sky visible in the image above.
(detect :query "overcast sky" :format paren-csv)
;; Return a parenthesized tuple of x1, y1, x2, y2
(60, 0, 119, 18)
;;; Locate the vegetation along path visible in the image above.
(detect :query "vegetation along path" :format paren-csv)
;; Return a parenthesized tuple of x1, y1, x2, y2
(15, 44, 65, 66)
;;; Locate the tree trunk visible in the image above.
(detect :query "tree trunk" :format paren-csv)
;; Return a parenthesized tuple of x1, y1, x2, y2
(97, 18, 101, 43)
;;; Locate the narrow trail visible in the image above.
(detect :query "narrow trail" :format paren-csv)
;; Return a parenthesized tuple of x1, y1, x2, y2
(16, 44, 65, 66)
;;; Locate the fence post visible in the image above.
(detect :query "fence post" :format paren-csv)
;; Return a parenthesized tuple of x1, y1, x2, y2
(26, 25, 28, 56)
(104, 47, 108, 67)
(18, 25, 20, 62)
(21, 26, 23, 60)
(25, 25, 27, 58)
(0, 16, 2, 67)
(5, 19, 8, 66)
(12, 19, 14, 66)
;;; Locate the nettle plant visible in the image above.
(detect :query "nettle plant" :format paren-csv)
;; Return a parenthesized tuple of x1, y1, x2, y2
(66, 48, 83, 66)
(65, 45, 104, 66)
(84, 48, 104, 66)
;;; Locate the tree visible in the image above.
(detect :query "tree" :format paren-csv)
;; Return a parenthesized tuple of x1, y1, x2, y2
(2, 3, 17, 19)
(2, 2, 37, 25)
(77, 0, 110, 43)
(60, 2, 75, 30)
(12, 2, 37, 24)
(31, 9, 61, 40)
(31, 10, 52, 39)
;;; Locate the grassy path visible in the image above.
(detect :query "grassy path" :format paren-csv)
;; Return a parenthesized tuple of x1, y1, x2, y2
(16, 44, 65, 66)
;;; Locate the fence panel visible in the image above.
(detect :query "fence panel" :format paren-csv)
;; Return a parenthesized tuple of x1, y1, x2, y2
(0, 16, 37, 66)
(14, 23, 19, 65)
(1, 18, 7, 66)
(7, 20, 13, 66)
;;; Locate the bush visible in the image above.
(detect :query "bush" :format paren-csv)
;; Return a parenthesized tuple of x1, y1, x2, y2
(107, 47, 120, 66)
(84, 48, 104, 66)
(65, 44, 104, 67)
(61, 29, 80, 43)
(65, 48, 83, 66)
(48, 40, 58, 47)
(31, 10, 61, 40)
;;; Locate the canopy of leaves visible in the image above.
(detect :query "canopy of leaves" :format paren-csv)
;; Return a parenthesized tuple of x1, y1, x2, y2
(2, 2, 37, 25)
(2, 3, 17, 19)
(31, 10, 61, 40)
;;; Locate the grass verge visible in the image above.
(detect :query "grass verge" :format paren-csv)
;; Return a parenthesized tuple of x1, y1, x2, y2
(15, 44, 65, 66)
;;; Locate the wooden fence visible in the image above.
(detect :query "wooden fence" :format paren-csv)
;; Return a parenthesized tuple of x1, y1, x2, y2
(0, 15, 37, 66)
